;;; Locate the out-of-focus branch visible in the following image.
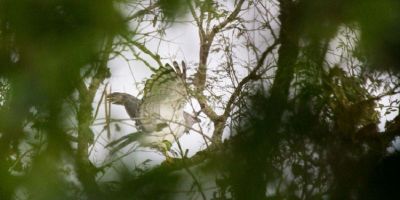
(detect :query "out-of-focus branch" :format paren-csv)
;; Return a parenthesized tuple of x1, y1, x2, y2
(76, 37, 114, 199)
(173, 134, 207, 200)
(124, 2, 159, 22)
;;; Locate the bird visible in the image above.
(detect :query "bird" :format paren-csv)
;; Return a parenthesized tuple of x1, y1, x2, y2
(106, 61, 199, 158)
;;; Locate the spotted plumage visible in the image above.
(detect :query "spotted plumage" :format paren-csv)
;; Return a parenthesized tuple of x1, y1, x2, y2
(107, 61, 199, 155)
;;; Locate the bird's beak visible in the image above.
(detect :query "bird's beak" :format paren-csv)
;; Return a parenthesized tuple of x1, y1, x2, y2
(106, 94, 116, 103)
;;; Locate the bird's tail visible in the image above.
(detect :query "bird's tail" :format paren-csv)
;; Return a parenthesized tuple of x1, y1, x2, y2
(106, 131, 143, 154)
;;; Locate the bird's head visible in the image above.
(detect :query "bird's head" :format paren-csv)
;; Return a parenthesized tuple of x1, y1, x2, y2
(107, 92, 131, 105)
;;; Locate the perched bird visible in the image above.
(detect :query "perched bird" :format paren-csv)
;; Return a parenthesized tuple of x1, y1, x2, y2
(106, 61, 199, 157)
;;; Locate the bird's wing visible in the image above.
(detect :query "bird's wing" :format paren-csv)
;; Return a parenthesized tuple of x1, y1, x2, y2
(106, 131, 143, 154)
(139, 63, 188, 133)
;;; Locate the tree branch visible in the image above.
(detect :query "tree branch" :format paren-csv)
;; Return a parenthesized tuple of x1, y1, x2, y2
(222, 41, 279, 122)
(76, 37, 114, 199)
(122, 35, 162, 69)
(193, 0, 245, 92)
(210, 41, 279, 142)
(124, 2, 159, 22)
(186, 0, 205, 38)
(209, 0, 245, 39)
